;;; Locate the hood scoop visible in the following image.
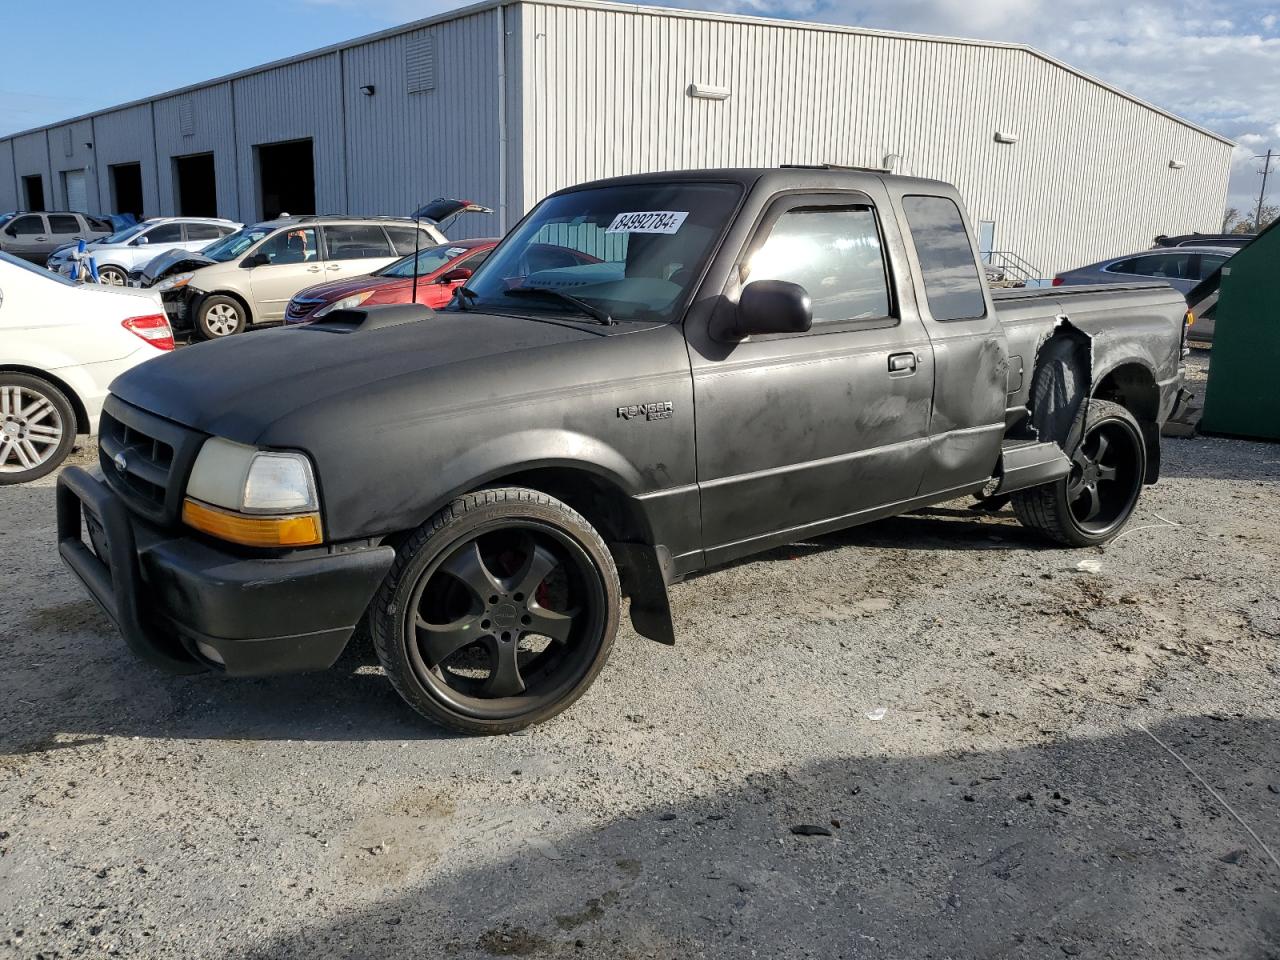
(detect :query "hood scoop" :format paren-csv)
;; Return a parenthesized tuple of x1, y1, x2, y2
(305, 303, 434, 334)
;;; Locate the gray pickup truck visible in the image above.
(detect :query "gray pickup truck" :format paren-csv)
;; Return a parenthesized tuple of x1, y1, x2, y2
(57, 167, 1191, 733)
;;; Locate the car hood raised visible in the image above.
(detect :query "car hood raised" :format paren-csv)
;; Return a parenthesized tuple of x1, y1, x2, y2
(108, 309, 615, 444)
(140, 249, 216, 284)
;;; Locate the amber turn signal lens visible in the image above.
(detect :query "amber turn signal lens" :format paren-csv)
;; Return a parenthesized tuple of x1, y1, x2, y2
(1185, 310, 1195, 327)
(182, 498, 323, 547)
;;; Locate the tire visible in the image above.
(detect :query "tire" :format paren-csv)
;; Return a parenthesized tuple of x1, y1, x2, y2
(97, 265, 128, 286)
(195, 295, 247, 340)
(1012, 399, 1146, 547)
(370, 487, 621, 734)
(0, 373, 77, 485)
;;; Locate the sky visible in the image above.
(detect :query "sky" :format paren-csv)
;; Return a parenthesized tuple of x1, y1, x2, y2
(3, 0, 1277, 218)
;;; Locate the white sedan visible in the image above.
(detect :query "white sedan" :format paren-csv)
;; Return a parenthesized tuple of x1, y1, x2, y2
(0, 251, 175, 484)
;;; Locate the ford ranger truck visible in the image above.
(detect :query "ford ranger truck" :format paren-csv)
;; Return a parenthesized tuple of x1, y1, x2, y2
(57, 167, 1192, 733)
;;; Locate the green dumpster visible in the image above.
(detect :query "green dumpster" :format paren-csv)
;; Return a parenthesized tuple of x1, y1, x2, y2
(1200, 218, 1280, 441)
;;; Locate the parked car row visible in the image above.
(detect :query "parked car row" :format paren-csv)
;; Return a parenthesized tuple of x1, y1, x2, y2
(45, 216, 241, 285)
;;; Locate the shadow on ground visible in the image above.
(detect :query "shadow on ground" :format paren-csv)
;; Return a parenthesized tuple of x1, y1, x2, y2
(233, 717, 1280, 959)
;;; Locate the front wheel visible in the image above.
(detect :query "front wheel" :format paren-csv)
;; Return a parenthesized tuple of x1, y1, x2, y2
(370, 487, 621, 734)
(195, 295, 247, 340)
(1012, 399, 1146, 547)
(97, 265, 129, 286)
(0, 373, 77, 485)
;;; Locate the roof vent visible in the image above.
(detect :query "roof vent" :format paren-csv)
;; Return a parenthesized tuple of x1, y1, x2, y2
(406, 33, 436, 94)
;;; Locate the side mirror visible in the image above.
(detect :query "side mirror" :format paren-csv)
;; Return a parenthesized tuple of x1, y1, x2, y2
(241, 252, 268, 268)
(438, 267, 473, 284)
(735, 279, 813, 337)
(3, 228, 16, 239)
(134, 235, 149, 246)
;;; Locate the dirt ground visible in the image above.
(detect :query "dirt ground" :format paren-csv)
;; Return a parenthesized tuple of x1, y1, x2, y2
(1, 350, 1277, 959)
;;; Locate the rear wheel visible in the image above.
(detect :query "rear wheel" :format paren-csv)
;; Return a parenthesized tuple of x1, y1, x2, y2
(0, 373, 77, 485)
(370, 487, 620, 734)
(1013, 399, 1146, 546)
(196, 295, 247, 340)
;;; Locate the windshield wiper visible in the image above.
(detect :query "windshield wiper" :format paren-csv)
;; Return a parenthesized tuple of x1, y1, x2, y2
(504, 286, 613, 326)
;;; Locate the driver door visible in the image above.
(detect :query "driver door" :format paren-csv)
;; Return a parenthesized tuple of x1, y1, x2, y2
(688, 189, 935, 567)
(248, 227, 322, 320)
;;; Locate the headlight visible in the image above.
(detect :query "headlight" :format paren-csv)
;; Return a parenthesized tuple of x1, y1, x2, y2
(156, 272, 195, 293)
(182, 437, 323, 547)
(313, 290, 374, 318)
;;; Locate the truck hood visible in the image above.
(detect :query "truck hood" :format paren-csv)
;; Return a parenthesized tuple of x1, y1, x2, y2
(108, 309, 617, 444)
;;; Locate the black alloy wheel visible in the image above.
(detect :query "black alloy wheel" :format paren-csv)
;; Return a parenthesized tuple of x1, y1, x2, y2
(1012, 399, 1147, 547)
(371, 488, 620, 734)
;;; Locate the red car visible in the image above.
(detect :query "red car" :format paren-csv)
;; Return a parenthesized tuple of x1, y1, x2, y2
(285, 238, 499, 324)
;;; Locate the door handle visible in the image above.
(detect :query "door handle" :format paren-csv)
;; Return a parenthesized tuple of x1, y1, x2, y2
(307, 266, 322, 273)
(327, 264, 342, 271)
(888, 352, 917, 374)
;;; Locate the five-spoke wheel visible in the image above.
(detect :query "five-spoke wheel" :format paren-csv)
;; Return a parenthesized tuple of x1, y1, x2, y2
(371, 488, 620, 734)
(1013, 399, 1146, 546)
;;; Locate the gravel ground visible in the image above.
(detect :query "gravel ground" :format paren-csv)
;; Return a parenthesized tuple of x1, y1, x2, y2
(2, 350, 1277, 959)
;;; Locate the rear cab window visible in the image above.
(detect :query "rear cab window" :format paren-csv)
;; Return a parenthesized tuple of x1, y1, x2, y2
(48, 215, 82, 234)
(901, 195, 987, 321)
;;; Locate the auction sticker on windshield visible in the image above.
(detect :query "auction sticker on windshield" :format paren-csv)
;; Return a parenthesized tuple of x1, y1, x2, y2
(606, 211, 688, 234)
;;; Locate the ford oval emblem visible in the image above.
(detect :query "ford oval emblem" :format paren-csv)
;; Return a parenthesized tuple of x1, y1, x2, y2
(113, 452, 128, 473)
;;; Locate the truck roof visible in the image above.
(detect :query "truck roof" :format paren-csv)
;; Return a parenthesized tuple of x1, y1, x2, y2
(550, 166, 955, 197)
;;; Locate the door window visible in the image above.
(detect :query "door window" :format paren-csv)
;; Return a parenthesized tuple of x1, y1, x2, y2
(902, 195, 986, 321)
(385, 226, 435, 256)
(48, 214, 81, 234)
(1128, 253, 1193, 279)
(7, 215, 45, 236)
(184, 223, 223, 241)
(256, 227, 318, 265)
(145, 223, 185, 243)
(323, 224, 393, 260)
(1197, 254, 1229, 279)
(744, 205, 892, 324)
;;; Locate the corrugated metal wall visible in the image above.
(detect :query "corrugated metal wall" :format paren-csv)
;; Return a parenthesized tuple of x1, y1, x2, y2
(232, 53, 346, 220)
(10, 131, 51, 210)
(0, 140, 16, 211)
(153, 83, 239, 220)
(91, 104, 160, 218)
(0, 0, 1232, 269)
(515, 2, 1233, 276)
(46, 118, 99, 211)
(340, 8, 506, 237)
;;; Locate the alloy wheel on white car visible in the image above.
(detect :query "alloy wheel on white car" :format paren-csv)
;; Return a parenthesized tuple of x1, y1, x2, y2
(97, 266, 128, 286)
(0, 376, 76, 484)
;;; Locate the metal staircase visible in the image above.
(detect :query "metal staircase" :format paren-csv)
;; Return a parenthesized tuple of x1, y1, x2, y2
(981, 250, 1045, 288)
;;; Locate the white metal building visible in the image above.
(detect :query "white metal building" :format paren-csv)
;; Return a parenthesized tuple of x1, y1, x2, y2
(0, 0, 1233, 277)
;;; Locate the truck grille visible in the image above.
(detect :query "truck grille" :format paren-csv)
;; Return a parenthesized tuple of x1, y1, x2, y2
(98, 397, 206, 527)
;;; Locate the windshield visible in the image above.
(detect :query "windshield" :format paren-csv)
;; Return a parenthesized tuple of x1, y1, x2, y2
(104, 223, 148, 244)
(202, 226, 273, 262)
(378, 244, 471, 279)
(1, 250, 78, 286)
(459, 182, 742, 323)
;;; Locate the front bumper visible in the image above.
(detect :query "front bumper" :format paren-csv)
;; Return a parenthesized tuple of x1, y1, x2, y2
(57, 465, 395, 676)
(160, 288, 195, 330)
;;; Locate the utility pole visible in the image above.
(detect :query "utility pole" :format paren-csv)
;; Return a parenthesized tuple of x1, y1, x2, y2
(1255, 149, 1276, 231)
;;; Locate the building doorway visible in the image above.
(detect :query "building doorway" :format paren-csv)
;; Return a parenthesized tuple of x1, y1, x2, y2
(109, 162, 144, 220)
(255, 139, 314, 220)
(174, 153, 218, 217)
(22, 175, 45, 211)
